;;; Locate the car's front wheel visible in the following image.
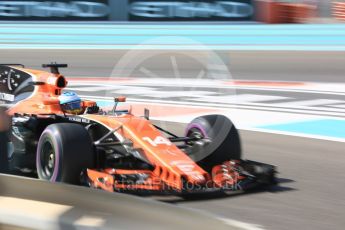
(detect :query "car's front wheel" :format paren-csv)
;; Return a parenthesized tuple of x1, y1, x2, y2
(185, 115, 241, 171)
(36, 123, 94, 184)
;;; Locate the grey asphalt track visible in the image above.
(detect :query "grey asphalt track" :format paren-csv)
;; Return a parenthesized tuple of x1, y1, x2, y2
(154, 122, 345, 230)
(1, 50, 345, 82)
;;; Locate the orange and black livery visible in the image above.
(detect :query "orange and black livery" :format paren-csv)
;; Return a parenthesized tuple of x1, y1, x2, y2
(0, 63, 277, 195)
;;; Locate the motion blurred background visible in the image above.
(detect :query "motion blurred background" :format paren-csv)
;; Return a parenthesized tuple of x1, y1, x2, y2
(0, 0, 343, 23)
(1, 1, 345, 230)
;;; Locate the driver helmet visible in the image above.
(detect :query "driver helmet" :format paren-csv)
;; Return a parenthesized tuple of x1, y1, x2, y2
(59, 91, 82, 114)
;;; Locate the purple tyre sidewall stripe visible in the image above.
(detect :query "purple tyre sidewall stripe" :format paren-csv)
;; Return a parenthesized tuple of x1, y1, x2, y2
(36, 128, 61, 182)
(185, 123, 209, 138)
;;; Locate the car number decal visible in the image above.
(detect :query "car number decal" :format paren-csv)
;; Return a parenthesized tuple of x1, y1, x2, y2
(143, 136, 171, 147)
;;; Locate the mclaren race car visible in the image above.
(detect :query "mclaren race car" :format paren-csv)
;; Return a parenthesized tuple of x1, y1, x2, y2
(0, 63, 276, 195)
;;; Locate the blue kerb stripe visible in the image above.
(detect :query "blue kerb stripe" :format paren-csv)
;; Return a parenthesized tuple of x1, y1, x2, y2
(1, 35, 345, 45)
(2, 44, 345, 51)
(0, 23, 345, 49)
(259, 119, 345, 139)
(2, 27, 345, 36)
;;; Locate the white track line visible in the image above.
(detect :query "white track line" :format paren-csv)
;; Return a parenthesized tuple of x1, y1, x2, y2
(220, 218, 266, 230)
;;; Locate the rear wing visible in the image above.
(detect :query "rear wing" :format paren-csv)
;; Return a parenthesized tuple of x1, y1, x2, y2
(42, 63, 67, 74)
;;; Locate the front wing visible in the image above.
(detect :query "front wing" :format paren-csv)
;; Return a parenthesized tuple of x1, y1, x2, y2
(85, 160, 277, 195)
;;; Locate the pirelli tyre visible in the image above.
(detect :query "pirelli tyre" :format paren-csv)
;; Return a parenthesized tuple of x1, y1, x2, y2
(36, 123, 94, 184)
(185, 115, 241, 171)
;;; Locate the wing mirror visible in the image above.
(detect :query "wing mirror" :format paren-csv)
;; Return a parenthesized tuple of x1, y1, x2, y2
(113, 96, 126, 114)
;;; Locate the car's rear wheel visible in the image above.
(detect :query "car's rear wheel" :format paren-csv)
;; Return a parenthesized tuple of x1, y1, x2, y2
(36, 123, 94, 184)
(185, 115, 241, 172)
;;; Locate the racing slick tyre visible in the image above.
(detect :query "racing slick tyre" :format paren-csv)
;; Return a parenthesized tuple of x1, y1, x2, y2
(36, 123, 94, 185)
(185, 115, 241, 172)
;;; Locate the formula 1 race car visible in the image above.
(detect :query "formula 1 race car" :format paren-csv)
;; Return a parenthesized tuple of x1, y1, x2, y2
(0, 63, 276, 195)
